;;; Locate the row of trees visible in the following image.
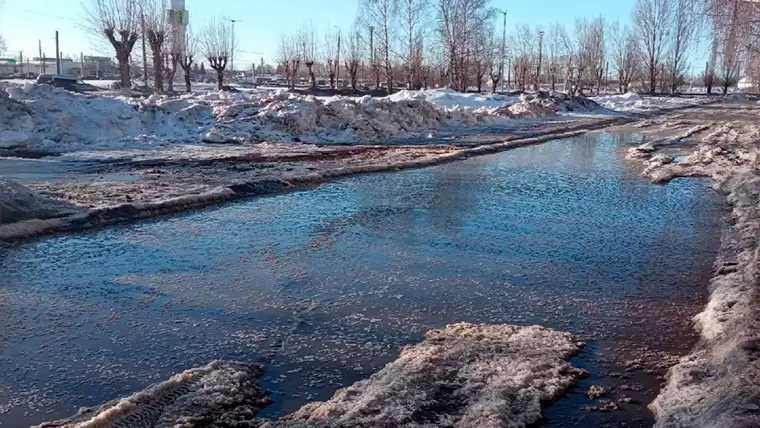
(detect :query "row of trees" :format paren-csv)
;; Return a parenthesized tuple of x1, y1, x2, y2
(275, 0, 760, 94)
(85, 0, 236, 94)
(86, 0, 760, 95)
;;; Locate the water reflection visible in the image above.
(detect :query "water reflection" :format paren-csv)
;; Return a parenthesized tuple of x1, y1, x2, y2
(0, 133, 723, 427)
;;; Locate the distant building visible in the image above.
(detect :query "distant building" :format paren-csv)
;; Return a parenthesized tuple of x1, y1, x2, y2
(738, 76, 756, 91)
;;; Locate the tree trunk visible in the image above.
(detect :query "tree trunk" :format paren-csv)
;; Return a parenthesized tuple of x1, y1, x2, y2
(152, 46, 163, 93)
(216, 69, 224, 90)
(117, 51, 131, 96)
(184, 71, 191, 92)
(649, 62, 656, 94)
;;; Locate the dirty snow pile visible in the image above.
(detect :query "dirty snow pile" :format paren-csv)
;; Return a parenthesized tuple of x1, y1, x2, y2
(36, 324, 585, 428)
(0, 177, 82, 225)
(592, 92, 708, 112)
(1, 84, 600, 153)
(629, 114, 760, 428)
(269, 323, 585, 428)
(35, 361, 272, 428)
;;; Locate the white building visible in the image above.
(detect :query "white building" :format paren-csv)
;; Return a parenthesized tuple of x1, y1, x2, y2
(738, 76, 756, 91)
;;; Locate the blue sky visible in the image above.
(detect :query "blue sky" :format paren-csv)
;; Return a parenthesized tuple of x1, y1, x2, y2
(0, 0, 639, 67)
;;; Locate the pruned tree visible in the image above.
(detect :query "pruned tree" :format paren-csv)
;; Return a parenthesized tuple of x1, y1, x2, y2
(344, 27, 362, 90)
(632, 0, 671, 93)
(324, 28, 340, 89)
(276, 34, 301, 89)
(178, 31, 197, 92)
(300, 21, 318, 88)
(202, 17, 232, 91)
(85, 0, 141, 95)
(668, 0, 700, 93)
(143, 0, 170, 93)
(360, 0, 398, 91)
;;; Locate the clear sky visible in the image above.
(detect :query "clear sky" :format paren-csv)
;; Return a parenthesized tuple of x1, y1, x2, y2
(0, 0, 640, 68)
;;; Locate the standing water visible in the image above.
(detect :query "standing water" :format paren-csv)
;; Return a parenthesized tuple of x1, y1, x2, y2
(0, 133, 723, 427)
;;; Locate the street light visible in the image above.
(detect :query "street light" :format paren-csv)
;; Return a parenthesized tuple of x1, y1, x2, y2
(495, 8, 507, 93)
(223, 16, 241, 75)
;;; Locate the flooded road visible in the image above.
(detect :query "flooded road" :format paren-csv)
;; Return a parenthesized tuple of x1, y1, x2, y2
(0, 133, 724, 427)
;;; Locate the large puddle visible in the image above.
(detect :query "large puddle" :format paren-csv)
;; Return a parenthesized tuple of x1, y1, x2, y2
(0, 133, 724, 427)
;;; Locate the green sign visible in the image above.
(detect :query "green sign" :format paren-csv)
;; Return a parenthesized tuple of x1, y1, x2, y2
(6, 59, 16, 64)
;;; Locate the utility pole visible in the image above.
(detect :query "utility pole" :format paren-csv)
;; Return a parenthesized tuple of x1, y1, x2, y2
(228, 19, 239, 76)
(42, 53, 46, 73)
(19, 51, 23, 74)
(80, 52, 84, 77)
(335, 26, 341, 88)
(38, 40, 43, 75)
(55, 31, 60, 74)
(535, 30, 544, 91)
(496, 9, 507, 93)
(369, 26, 375, 88)
(141, 10, 148, 86)
(260, 57, 264, 80)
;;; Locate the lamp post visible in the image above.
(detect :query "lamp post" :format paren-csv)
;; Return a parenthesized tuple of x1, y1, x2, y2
(495, 9, 507, 93)
(334, 25, 341, 88)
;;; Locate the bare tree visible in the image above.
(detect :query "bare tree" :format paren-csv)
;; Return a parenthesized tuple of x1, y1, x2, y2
(714, 0, 745, 93)
(178, 31, 197, 93)
(324, 28, 340, 89)
(344, 27, 362, 90)
(202, 17, 232, 91)
(400, 0, 429, 88)
(0, 35, 6, 57)
(633, 0, 671, 93)
(360, 0, 398, 91)
(143, 0, 170, 93)
(435, 0, 494, 92)
(668, 0, 700, 92)
(546, 23, 567, 92)
(513, 24, 536, 92)
(610, 20, 640, 92)
(472, 25, 494, 92)
(300, 21, 318, 88)
(276, 34, 301, 89)
(85, 0, 141, 95)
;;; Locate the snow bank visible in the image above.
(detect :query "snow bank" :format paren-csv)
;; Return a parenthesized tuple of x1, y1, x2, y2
(591, 92, 708, 112)
(2, 83, 601, 153)
(650, 173, 760, 428)
(34, 361, 272, 428)
(387, 88, 520, 109)
(0, 177, 82, 225)
(35, 324, 584, 428)
(630, 113, 760, 428)
(272, 323, 585, 428)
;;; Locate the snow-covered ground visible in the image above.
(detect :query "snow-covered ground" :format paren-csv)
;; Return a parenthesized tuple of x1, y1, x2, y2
(622, 103, 760, 428)
(36, 323, 585, 428)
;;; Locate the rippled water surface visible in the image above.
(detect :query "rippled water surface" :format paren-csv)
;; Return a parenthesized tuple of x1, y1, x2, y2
(0, 133, 724, 427)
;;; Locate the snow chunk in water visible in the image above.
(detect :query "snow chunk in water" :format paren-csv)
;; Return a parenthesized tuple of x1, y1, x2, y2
(35, 324, 584, 428)
(34, 361, 272, 428)
(273, 323, 585, 428)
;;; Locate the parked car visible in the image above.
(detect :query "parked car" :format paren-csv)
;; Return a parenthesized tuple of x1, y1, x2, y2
(36, 74, 101, 93)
